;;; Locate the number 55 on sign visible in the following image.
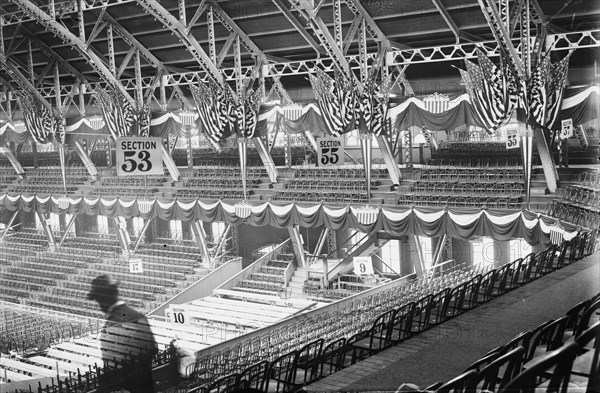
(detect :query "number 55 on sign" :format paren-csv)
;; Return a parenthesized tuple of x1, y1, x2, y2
(116, 137, 164, 176)
(317, 137, 345, 166)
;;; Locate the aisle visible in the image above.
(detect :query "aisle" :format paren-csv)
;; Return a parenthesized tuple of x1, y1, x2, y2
(304, 254, 600, 392)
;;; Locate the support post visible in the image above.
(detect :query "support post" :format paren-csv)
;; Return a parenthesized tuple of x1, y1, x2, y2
(251, 137, 277, 182)
(0, 147, 25, 178)
(132, 217, 154, 254)
(160, 143, 181, 181)
(360, 133, 372, 199)
(311, 227, 329, 264)
(321, 255, 329, 289)
(287, 225, 307, 268)
(412, 235, 425, 277)
(532, 126, 558, 193)
(112, 217, 130, 257)
(1, 211, 19, 241)
(376, 134, 402, 184)
(72, 141, 98, 180)
(521, 129, 534, 209)
(59, 214, 77, 246)
(190, 220, 211, 264)
(36, 212, 57, 252)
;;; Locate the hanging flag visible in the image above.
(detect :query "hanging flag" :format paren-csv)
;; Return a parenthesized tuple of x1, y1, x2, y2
(15, 92, 54, 144)
(545, 54, 571, 130)
(528, 54, 551, 127)
(309, 69, 343, 136)
(460, 51, 516, 133)
(190, 81, 233, 145)
(309, 68, 356, 136)
(138, 104, 151, 137)
(95, 87, 135, 139)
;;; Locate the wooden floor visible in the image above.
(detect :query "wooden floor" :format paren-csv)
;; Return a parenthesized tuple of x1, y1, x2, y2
(304, 253, 600, 392)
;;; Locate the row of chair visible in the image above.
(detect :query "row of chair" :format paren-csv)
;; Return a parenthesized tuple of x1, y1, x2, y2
(178, 232, 596, 392)
(545, 200, 600, 229)
(395, 195, 522, 209)
(431, 293, 600, 393)
(558, 185, 600, 210)
(272, 191, 369, 204)
(412, 168, 524, 183)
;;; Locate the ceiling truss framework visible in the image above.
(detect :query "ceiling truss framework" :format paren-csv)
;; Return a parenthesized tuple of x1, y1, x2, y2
(0, 0, 597, 119)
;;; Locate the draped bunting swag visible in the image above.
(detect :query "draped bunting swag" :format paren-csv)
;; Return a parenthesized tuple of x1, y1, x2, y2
(0, 194, 577, 247)
(95, 87, 135, 139)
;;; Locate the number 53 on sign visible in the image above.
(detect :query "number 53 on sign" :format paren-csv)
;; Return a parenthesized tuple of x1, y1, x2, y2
(116, 137, 164, 176)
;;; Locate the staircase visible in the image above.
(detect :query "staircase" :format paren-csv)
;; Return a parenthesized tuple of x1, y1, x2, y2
(287, 266, 308, 298)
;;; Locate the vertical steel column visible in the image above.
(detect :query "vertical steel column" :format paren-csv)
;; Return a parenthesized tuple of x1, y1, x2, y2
(207, 6, 216, 64)
(78, 0, 86, 42)
(107, 24, 116, 75)
(333, 0, 343, 49)
(403, 128, 413, 168)
(134, 49, 143, 108)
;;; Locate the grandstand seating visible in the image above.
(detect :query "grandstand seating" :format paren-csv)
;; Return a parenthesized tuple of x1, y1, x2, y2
(0, 230, 595, 392)
(545, 171, 600, 229)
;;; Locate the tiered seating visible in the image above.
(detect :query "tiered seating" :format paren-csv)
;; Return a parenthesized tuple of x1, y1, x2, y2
(546, 171, 600, 229)
(0, 301, 101, 354)
(176, 231, 596, 391)
(88, 175, 165, 197)
(390, 159, 525, 208)
(429, 292, 600, 393)
(273, 167, 388, 204)
(232, 254, 295, 296)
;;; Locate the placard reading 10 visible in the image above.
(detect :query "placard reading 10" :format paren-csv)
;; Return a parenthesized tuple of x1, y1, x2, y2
(317, 137, 345, 166)
(116, 137, 164, 176)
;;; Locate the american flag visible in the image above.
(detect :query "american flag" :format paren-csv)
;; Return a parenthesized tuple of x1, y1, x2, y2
(95, 87, 135, 139)
(242, 87, 263, 139)
(55, 116, 66, 146)
(371, 74, 392, 137)
(16, 92, 54, 144)
(545, 54, 571, 129)
(137, 104, 151, 138)
(460, 51, 515, 133)
(528, 54, 551, 127)
(191, 81, 233, 144)
(309, 68, 355, 136)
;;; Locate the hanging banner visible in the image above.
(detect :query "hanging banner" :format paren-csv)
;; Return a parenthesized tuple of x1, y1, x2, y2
(560, 119, 573, 140)
(506, 130, 520, 150)
(116, 137, 163, 176)
(317, 137, 345, 166)
(353, 256, 374, 275)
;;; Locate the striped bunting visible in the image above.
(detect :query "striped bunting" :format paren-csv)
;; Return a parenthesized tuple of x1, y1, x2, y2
(190, 81, 234, 144)
(95, 87, 135, 139)
(137, 104, 151, 137)
(309, 68, 356, 136)
(460, 51, 516, 133)
(15, 92, 54, 144)
(528, 54, 551, 127)
(545, 54, 571, 130)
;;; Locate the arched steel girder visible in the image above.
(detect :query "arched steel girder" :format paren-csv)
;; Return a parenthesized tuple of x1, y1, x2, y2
(10, 0, 136, 107)
(0, 52, 53, 111)
(136, 0, 224, 86)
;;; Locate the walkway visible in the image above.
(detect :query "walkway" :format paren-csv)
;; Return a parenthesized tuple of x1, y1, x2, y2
(305, 253, 600, 392)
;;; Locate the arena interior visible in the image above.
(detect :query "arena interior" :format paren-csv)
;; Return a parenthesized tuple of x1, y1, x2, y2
(0, 0, 599, 392)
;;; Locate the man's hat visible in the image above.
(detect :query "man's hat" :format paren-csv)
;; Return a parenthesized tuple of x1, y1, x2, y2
(87, 274, 119, 300)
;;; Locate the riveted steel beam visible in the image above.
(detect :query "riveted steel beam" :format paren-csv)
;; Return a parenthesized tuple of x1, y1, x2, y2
(10, 0, 136, 107)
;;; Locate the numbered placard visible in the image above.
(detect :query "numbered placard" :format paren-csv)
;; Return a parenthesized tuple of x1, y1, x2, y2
(317, 137, 345, 166)
(116, 137, 163, 176)
(506, 130, 520, 150)
(129, 258, 143, 274)
(353, 256, 374, 276)
(166, 307, 188, 326)
(560, 119, 573, 140)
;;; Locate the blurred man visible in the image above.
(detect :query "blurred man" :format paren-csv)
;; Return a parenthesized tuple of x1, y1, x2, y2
(88, 274, 158, 393)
